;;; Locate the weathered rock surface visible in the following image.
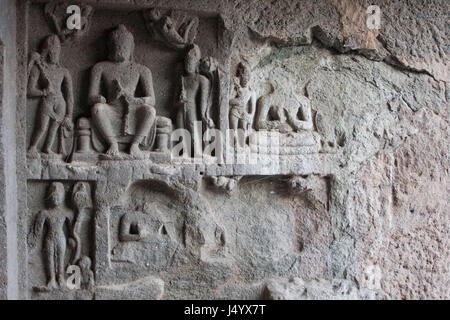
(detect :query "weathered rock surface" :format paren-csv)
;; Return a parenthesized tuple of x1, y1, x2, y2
(0, 0, 448, 300)
(264, 277, 387, 300)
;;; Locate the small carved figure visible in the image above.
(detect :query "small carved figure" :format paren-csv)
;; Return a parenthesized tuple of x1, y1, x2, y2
(77, 256, 94, 290)
(154, 117, 173, 153)
(175, 45, 210, 155)
(28, 182, 74, 291)
(89, 25, 171, 159)
(229, 62, 256, 133)
(27, 35, 74, 157)
(143, 8, 198, 50)
(210, 176, 242, 191)
(113, 210, 178, 267)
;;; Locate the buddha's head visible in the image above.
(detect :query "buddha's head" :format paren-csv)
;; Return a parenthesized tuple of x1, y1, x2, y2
(108, 24, 134, 63)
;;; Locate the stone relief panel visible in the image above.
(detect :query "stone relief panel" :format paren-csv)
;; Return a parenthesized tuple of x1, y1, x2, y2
(21, 2, 339, 299)
(22, 2, 338, 299)
(24, 1, 330, 180)
(27, 3, 227, 164)
(229, 51, 323, 157)
(109, 180, 227, 273)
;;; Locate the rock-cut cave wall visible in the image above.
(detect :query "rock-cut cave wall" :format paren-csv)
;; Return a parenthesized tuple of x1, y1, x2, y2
(0, 0, 448, 299)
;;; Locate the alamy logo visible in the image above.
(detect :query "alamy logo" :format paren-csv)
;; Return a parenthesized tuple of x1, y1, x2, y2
(66, 265, 81, 290)
(366, 5, 381, 30)
(66, 5, 81, 30)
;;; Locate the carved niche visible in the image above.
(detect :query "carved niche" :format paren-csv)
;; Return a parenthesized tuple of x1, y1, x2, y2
(27, 4, 232, 163)
(226, 61, 322, 156)
(88, 24, 173, 160)
(250, 80, 321, 155)
(27, 181, 94, 295)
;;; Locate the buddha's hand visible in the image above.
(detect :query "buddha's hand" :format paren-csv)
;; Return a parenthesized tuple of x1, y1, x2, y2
(111, 79, 124, 100)
(124, 95, 145, 106)
(179, 88, 187, 104)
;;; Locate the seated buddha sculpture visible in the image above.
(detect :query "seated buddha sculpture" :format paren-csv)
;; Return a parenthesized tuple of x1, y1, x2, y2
(89, 25, 171, 159)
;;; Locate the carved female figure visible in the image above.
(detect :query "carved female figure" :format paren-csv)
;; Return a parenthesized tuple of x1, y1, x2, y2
(27, 35, 73, 156)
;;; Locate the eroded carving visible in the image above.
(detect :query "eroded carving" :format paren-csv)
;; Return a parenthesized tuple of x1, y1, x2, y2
(210, 176, 242, 191)
(112, 209, 179, 267)
(78, 256, 95, 291)
(89, 25, 172, 159)
(27, 35, 74, 158)
(143, 8, 199, 51)
(229, 62, 256, 138)
(28, 181, 94, 292)
(250, 81, 321, 154)
(255, 81, 314, 133)
(111, 181, 228, 271)
(44, 2, 94, 43)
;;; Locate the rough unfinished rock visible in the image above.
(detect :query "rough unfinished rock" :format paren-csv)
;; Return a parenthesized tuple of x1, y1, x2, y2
(264, 277, 387, 300)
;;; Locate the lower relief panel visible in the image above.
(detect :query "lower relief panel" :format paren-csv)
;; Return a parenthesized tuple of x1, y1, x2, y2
(27, 180, 95, 300)
(98, 176, 331, 299)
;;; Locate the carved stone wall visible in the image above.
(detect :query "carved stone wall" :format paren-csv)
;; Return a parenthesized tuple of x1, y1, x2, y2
(0, 0, 448, 299)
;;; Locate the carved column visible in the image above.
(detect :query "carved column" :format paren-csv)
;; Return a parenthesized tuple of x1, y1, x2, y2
(0, 0, 19, 300)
